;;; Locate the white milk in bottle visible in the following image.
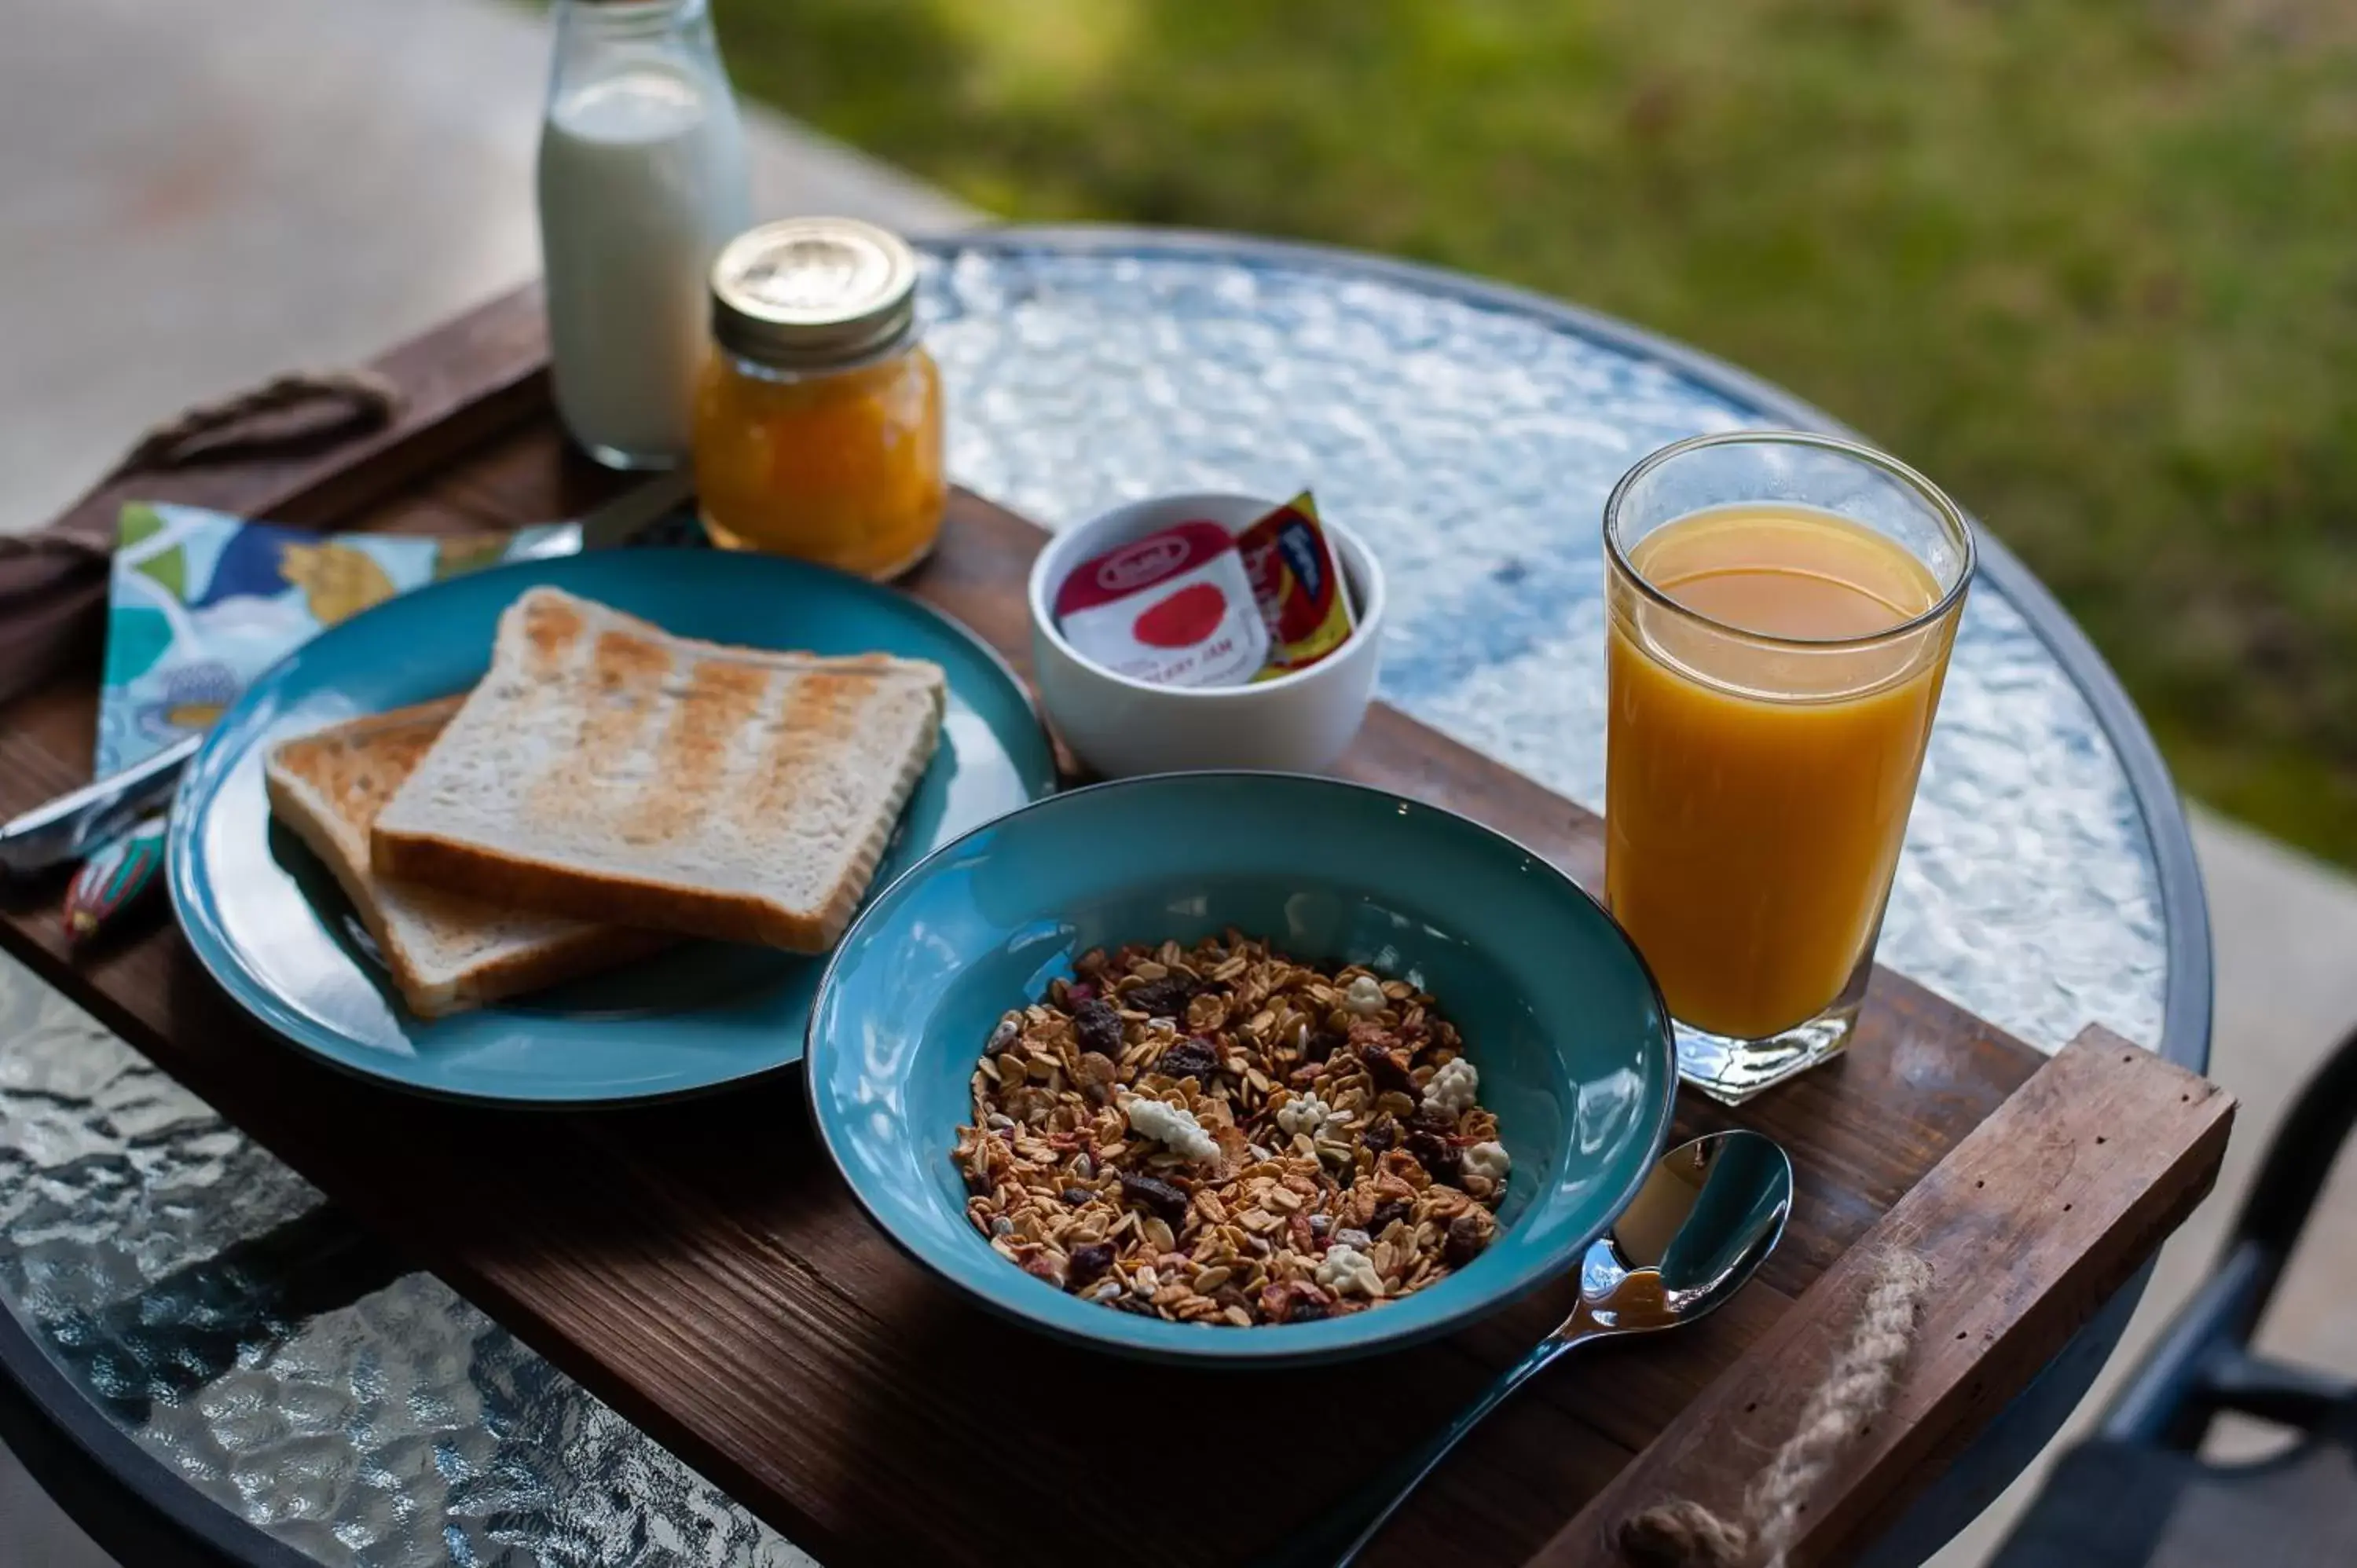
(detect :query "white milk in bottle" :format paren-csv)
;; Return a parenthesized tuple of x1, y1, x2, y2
(537, 0, 750, 469)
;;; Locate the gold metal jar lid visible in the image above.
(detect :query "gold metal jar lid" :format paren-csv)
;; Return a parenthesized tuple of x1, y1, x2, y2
(709, 217, 919, 372)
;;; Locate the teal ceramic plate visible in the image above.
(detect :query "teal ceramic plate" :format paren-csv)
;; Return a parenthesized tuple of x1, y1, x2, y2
(169, 549, 1056, 1105)
(806, 773, 1676, 1365)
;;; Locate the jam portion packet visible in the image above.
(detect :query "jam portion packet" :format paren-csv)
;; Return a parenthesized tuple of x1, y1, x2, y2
(1053, 492, 1358, 688)
(1237, 491, 1356, 679)
(1053, 519, 1269, 687)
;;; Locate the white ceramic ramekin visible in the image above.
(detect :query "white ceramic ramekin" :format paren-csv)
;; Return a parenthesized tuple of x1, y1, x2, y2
(1026, 493, 1387, 778)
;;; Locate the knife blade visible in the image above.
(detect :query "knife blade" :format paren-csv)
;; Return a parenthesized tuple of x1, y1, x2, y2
(0, 474, 699, 876)
(529, 471, 697, 556)
(0, 733, 200, 875)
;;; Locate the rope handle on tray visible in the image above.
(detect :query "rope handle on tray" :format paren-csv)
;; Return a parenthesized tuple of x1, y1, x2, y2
(106, 367, 403, 478)
(0, 368, 405, 711)
(0, 367, 404, 567)
(1618, 1249, 1934, 1568)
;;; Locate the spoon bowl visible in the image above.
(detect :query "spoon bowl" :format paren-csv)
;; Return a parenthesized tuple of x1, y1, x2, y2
(1321, 1129, 1793, 1566)
(1576, 1128, 1793, 1337)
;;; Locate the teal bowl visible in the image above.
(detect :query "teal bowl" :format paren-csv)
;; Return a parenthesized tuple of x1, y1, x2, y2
(805, 773, 1677, 1365)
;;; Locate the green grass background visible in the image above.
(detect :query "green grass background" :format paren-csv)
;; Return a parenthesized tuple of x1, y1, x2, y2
(712, 0, 2357, 864)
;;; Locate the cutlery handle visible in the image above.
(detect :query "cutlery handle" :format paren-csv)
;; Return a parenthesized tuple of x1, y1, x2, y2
(1326, 1332, 1582, 1566)
(0, 732, 200, 875)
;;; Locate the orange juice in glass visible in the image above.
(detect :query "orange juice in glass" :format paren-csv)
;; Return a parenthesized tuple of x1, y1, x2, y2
(1603, 431, 1974, 1102)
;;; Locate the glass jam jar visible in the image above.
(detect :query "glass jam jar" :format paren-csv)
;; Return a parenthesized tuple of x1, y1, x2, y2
(691, 217, 944, 577)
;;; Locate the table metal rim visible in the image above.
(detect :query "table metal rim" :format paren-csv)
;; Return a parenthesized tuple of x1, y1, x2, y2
(917, 221, 2214, 1078)
(0, 1291, 312, 1567)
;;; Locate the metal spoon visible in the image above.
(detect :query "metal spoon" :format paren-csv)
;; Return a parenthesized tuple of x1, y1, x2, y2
(1323, 1128, 1794, 1566)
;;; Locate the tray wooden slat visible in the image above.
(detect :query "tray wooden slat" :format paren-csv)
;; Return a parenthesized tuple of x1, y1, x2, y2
(0, 290, 2232, 1567)
(1544, 1030, 2233, 1566)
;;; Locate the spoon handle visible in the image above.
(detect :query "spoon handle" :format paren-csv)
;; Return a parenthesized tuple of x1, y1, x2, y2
(1325, 1332, 1584, 1566)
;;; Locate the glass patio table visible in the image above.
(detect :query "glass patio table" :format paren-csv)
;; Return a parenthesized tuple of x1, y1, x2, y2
(0, 228, 2208, 1566)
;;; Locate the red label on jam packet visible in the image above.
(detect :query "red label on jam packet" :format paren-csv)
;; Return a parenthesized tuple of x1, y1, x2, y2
(1236, 492, 1355, 676)
(1054, 521, 1270, 687)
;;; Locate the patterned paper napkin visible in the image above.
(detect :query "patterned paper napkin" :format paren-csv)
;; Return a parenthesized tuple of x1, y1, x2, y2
(97, 501, 568, 775)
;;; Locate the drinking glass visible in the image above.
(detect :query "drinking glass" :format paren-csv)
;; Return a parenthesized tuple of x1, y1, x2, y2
(1602, 431, 1975, 1102)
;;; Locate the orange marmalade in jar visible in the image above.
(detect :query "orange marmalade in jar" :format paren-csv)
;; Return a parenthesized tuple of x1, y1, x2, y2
(692, 217, 944, 578)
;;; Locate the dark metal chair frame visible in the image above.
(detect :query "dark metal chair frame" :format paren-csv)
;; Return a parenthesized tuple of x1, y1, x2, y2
(1993, 1022, 2357, 1565)
(2101, 1024, 2357, 1450)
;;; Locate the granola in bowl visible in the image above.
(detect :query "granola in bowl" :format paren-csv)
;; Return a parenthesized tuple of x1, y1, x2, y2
(952, 931, 1511, 1326)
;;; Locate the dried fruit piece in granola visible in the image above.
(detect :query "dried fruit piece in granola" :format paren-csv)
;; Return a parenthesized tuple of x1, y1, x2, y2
(1259, 1277, 1336, 1324)
(1407, 1128, 1461, 1182)
(1072, 996, 1124, 1056)
(1124, 974, 1199, 1020)
(1444, 1211, 1493, 1268)
(1154, 1035, 1221, 1082)
(1120, 1171, 1193, 1224)
(1352, 1025, 1414, 1090)
(1069, 1241, 1117, 1289)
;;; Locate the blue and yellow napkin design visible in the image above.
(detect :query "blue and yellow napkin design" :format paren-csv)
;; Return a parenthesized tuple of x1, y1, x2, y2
(98, 501, 566, 775)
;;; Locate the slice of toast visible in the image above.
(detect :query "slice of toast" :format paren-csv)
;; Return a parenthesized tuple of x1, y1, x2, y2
(265, 698, 672, 1018)
(368, 587, 948, 951)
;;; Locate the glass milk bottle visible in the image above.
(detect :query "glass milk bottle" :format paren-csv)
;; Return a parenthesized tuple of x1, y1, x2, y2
(537, 0, 752, 470)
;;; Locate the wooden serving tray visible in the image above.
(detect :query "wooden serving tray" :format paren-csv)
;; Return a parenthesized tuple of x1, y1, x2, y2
(0, 288, 2232, 1567)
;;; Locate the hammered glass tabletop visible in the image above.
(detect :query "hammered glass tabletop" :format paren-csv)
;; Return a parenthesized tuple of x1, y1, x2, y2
(919, 237, 2171, 1057)
(0, 949, 816, 1568)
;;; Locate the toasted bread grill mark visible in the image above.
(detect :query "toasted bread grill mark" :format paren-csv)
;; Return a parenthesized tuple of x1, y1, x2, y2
(369, 588, 948, 955)
(619, 658, 771, 845)
(332, 726, 441, 811)
(746, 669, 874, 829)
(268, 694, 668, 1017)
(527, 628, 670, 821)
(592, 628, 673, 703)
(522, 595, 585, 679)
(277, 701, 464, 831)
